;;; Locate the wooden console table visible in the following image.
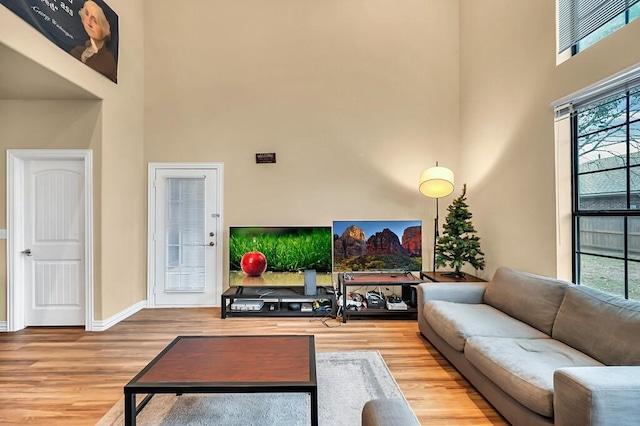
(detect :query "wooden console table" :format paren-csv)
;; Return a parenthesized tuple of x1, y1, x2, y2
(420, 271, 486, 282)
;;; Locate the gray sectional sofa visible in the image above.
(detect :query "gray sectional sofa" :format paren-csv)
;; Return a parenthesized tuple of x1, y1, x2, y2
(417, 267, 640, 425)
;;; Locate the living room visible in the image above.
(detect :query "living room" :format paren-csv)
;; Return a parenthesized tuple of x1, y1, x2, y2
(1, 1, 639, 424)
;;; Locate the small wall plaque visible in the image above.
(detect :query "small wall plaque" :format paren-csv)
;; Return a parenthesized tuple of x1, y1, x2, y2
(256, 153, 276, 164)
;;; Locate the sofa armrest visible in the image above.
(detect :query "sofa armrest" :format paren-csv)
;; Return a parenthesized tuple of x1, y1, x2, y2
(417, 282, 486, 305)
(417, 282, 486, 322)
(362, 398, 420, 426)
(554, 366, 640, 426)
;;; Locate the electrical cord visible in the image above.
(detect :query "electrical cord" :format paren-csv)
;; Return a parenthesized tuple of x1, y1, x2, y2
(309, 311, 341, 328)
(256, 288, 276, 297)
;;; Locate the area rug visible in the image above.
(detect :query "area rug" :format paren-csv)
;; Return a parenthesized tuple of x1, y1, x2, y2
(97, 350, 411, 426)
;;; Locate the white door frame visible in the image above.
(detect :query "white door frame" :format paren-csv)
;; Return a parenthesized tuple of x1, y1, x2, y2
(147, 162, 224, 308)
(6, 149, 94, 332)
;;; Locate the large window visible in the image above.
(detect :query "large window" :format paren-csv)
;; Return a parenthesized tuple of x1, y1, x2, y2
(558, 0, 640, 60)
(573, 86, 640, 300)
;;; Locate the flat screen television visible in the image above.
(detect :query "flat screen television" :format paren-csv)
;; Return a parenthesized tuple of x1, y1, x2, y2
(229, 226, 333, 287)
(332, 220, 422, 272)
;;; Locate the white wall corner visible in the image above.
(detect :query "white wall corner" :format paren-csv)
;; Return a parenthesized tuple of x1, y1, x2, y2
(91, 300, 147, 332)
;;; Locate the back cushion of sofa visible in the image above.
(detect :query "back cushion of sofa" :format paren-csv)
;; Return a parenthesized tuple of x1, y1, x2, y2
(553, 286, 640, 365)
(483, 268, 570, 336)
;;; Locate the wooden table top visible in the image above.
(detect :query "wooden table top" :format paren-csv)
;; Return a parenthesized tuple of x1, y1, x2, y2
(420, 271, 487, 282)
(130, 335, 316, 386)
(341, 272, 422, 284)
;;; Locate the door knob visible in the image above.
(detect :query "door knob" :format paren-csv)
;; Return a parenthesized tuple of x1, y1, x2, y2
(209, 232, 215, 237)
(21, 249, 32, 256)
(209, 241, 215, 246)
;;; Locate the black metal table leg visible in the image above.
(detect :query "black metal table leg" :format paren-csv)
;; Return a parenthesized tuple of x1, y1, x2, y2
(310, 389, 319, 426)
(124, 391, 136, 426)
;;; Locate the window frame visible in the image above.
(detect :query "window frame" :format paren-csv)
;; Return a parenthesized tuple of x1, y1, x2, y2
(571, 86, 640, 300)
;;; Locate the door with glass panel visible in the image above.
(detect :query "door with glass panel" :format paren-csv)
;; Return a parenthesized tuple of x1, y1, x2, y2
(151, 167, 222, 306)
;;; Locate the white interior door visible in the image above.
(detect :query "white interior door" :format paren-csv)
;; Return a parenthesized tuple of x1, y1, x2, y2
(23, 159, 85, 326)
(151, 167, 221, 306)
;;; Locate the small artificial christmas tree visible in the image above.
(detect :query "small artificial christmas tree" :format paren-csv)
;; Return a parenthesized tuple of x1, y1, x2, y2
(435, 184, 485, 277)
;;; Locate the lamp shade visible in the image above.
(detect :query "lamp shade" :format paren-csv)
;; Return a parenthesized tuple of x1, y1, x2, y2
(419, 166, 454, 198)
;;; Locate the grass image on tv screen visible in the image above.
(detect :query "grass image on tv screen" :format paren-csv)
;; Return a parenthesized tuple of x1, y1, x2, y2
(229, 227, 332, 273)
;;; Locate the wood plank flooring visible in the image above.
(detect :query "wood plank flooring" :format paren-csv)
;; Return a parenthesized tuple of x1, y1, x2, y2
(0, 308, 508, 425)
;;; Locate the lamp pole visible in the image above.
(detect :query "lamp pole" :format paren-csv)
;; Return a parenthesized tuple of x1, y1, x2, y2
(433, 197, 439, 275)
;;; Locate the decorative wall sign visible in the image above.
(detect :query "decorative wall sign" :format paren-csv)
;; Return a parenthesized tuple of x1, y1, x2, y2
(0, 0, 119, 83)
(255, 153, 276, 164)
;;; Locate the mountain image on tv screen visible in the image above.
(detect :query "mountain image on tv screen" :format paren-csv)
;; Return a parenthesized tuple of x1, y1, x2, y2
(332, 220, 422, 272)
(228, 226, 333, 287)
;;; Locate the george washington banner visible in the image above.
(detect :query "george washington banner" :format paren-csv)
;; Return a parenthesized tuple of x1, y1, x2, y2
(1, 0, 119, 83)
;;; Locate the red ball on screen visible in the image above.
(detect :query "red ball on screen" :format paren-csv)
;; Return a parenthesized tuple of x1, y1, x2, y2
(240, 251, 267, 276)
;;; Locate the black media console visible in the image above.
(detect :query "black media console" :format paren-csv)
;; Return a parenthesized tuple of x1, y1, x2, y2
(339, 271, 422, 323)
(220, 286, 336, 319)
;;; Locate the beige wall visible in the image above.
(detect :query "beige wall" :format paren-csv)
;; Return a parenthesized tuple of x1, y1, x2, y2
(459, 2, 640, 279)
(4, 1, 639, 324)
(144, 0, 462, 277)
(0, 0, 145, 322)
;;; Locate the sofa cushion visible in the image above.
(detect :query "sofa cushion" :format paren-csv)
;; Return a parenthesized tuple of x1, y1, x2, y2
(552, 285, 640, 365)
(465, 337, 603, 418)
(483, 267, 571, 335)
(424, 300, 549, 352)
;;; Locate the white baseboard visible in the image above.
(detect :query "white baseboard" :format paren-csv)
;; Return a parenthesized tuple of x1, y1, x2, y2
(91, 300, 147, 332)
(0, 302, 145, 333)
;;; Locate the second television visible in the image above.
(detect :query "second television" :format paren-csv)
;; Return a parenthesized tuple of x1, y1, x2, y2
(229, 226, 333, 287)
(333, 220, 422, 272)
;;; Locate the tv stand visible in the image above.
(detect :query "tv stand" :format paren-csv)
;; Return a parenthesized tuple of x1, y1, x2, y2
(221, 286, 336, 319)
(339, 271, 422, 323)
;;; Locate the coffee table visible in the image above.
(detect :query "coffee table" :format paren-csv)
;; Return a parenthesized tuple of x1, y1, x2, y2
(124, 335, 317, 425)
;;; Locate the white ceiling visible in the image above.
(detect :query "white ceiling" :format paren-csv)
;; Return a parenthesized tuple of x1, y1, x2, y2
(0, 43, 99, 100)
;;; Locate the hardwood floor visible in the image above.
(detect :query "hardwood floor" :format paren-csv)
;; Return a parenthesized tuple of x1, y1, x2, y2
(0, 308, 508, 425)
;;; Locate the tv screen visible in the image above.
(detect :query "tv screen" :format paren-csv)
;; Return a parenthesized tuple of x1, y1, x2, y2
(229, 226, 333, 287)
(332, 220, 422, 272)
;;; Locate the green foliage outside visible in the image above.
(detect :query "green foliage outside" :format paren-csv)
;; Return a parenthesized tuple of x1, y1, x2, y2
(229, 229, 332, 273)
(579, 255, 640, 301)
(335, 254, 422, 272)
(435, 184, 485, 275)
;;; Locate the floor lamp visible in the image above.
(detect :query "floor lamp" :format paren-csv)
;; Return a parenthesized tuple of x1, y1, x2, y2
(419, 163, 454, 277)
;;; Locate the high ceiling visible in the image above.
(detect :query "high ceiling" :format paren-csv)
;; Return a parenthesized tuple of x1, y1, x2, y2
(0, 43, 99, 100)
